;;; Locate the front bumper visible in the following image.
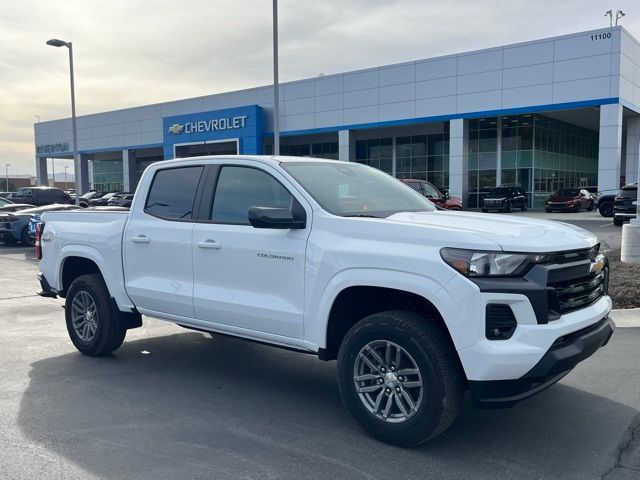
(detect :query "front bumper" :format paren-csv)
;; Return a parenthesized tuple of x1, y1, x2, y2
(37, 273, 58, 298)
(469, 316, 614, 408)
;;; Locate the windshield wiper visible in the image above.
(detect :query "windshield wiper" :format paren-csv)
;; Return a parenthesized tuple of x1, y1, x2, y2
(341, 214, 382, 218)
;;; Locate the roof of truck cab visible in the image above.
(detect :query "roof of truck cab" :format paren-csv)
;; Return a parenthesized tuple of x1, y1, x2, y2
(155, 155, 346, 168)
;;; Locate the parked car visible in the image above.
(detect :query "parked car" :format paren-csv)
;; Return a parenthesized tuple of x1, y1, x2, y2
(37, 156, 613, 447)
(400, 179, 463, 210)
(0, 196, 14, 206)
(106, 193, 133, 207)
(12, 187, 72, 206)
(0, 204, 78, 245)
(595, 191, 617, 217)
(613, 183, 638, 226)
(90, 192, 122, 206)
(544, 188, 594, 213)
(0, 192, 16, 199)
(108, 193, 134, 208)
(0, 204, 35, 213)
(480, 186, 528, 212)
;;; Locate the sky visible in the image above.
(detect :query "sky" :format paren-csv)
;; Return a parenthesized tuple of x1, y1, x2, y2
(0, 0, 638, 177)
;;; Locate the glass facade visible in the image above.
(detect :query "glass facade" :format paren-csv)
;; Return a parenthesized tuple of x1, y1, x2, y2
(532, 115, 598, 207)
(468, 114, 598, 208)
(263, 142, 339, 159)
(93, 159, 123, 192)
(355, 138, 393, 174)
(354, 129, 450, 190)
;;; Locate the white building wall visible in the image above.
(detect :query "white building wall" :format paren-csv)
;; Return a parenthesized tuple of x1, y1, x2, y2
(35, 27, 633, 155)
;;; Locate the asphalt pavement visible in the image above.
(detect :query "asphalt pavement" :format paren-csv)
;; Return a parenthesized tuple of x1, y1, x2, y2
(0, 216, 638, 479)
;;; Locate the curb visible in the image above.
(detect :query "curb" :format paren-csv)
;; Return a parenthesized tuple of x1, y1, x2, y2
(610, 308, 640, 328)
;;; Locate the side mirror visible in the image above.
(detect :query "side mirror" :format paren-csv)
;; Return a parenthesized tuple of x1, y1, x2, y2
(248, 203, 306, 229)
(443, 190, 450, 200)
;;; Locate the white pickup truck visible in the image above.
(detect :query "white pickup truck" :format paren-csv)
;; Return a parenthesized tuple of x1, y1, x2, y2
(36, 156, 614, 446)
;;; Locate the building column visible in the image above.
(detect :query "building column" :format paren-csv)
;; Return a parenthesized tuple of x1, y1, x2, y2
(122, 149, 138, 192)
(625, 116, 640, 186)
(338, 130, 355, 162)
(598, 104, 623, 194)
(88, 160, 94, 190)
(448, 119, 469, 203)
(36, 157, 48, 186)
(78, 154, 90, 194)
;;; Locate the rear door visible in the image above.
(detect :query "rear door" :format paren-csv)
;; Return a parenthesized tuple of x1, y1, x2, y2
(123, 165, 206, 318)
(192, 161, 311, 339)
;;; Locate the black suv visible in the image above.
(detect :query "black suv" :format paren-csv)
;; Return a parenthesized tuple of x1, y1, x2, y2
(13, 187, 72, 206)
(481, 186, 528, 213)
(613, 183, 637, 226)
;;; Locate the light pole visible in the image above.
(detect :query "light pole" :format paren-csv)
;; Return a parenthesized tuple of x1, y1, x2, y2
(272, 0, 280, 155)
(47, 38, 80, 205)
(64, 165, 68, 191)
(5, 164, 9, 192)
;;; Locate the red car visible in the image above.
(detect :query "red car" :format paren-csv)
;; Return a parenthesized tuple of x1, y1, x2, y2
(545, 188, 595, 212)
(401, 179, 463, 210)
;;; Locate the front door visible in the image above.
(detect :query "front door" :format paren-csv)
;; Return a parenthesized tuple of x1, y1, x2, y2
(123, 165, 205, 318)
(192, 163, 310, 339)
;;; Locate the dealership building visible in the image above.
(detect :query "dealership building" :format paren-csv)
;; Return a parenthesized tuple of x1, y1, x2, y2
(34, 26, 640, 207)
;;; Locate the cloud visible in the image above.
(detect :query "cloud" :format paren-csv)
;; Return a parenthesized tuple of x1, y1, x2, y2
(0, 0, 637, 175)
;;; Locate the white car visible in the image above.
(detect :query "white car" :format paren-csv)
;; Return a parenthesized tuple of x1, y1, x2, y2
(36, 156, 614, 446)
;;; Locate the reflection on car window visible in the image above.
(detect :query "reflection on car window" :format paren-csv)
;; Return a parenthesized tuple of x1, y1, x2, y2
(211, 167, 293, 224)
(283, 162, 435, 217)
(422, 183, 440, 198)
(145, 166, 203, 220)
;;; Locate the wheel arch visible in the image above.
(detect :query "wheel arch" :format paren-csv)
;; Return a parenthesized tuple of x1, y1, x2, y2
(319, 284, 458, 367)
(60, 255, 104, 297)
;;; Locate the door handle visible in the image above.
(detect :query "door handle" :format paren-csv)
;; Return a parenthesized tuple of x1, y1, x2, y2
(197, 240, 222, 249)
(131, 235, 151, 244)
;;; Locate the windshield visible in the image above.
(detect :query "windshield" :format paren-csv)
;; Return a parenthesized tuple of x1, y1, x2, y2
(282, 162, 436, 217)
(553, 189, 579, 196)
(487, 187, 512, 195)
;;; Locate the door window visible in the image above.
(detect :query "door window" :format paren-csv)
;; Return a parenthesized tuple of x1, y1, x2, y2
(144, 166, 203, 220)
(211, 166, 293, 224)
(422, 182, 441, 198)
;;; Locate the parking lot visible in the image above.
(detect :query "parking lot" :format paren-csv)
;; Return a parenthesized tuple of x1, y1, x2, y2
(0, 212, 638, 480)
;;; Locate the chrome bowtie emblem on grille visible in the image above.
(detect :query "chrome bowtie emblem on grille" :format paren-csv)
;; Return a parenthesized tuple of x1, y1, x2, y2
(168, 123, 184, 135)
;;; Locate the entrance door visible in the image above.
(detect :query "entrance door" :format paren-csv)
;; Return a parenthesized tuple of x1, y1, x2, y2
(192, 163, 310, 340)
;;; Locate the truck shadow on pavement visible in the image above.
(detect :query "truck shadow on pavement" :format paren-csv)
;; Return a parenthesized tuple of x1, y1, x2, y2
(17, 331, 637, 480)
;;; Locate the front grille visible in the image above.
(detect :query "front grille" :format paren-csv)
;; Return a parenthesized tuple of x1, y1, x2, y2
(541, 245, 599, 265)
(548, 268, 606, 315)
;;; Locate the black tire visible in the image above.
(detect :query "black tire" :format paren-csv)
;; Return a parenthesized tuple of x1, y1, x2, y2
(545, 208, 552, 213)
(21, 226, 35, 246)
(614, 216, 624, 227)
(505, 203, 512, 213)
(65, 274, 127, 356)
(337, 310, 464, 447)
(587, 201, 594, 211)
(598, 201, 614, 218)
(481, 209, 488, 213)
(521, 202, 528, 211)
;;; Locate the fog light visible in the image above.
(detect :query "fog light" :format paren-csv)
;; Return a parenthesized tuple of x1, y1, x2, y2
(486, 304, 517, 340)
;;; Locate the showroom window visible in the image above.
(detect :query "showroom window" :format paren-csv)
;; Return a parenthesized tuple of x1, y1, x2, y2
(467, 118, 498, 208)
(355, 138, 393, 174)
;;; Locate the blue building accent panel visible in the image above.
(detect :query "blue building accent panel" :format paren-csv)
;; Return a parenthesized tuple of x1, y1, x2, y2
(162, 105, 262, 159)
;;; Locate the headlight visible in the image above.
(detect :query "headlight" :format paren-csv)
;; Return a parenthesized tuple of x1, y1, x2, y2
(440, 248, 541, 277)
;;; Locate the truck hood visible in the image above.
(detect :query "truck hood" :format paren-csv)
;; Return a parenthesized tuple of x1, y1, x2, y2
(385, 211, 597, 252)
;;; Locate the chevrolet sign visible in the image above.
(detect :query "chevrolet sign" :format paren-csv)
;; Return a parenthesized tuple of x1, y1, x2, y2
(168, 115, 248, 135)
